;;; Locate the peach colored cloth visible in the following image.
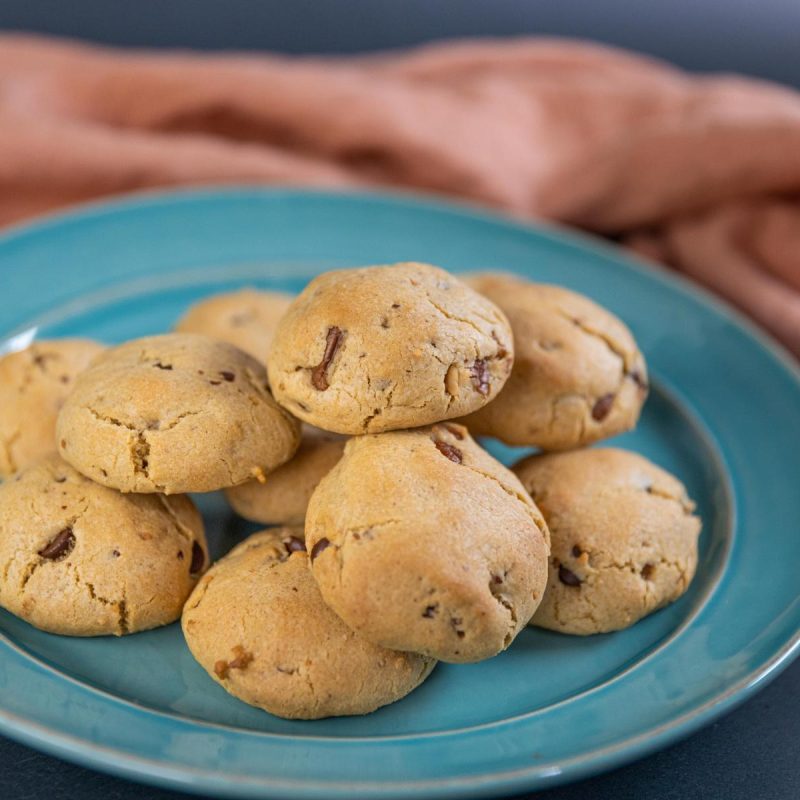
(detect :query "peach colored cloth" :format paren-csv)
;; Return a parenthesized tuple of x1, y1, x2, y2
(1, 35, 798, 355)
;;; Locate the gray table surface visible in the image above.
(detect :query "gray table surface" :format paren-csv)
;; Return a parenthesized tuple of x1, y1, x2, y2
(1, 655, 798, 800)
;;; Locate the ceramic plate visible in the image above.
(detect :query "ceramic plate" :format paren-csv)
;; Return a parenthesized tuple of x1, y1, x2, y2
(0, 189, 798, 799)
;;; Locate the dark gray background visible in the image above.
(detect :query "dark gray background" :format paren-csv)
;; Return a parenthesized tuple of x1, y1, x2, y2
(1, 2, 799, 798)
(1, 0, 800, 87)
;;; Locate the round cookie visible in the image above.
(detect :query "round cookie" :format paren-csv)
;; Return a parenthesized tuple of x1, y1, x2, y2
(513, 448, 701, 635)
(182, 527, 435, 719)
(226, 427, 346, 525)
(461, 273, 647, 450)
(0, 339, 105, 478)
(0, 454, 207, 636)
(267, 262, 514, 434)
(56, 333, 301, 494)
(305, 423, 550, 663)
(175, 289, 293, 362)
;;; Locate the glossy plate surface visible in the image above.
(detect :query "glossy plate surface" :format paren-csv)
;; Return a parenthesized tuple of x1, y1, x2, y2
(0, 189, 798, 799)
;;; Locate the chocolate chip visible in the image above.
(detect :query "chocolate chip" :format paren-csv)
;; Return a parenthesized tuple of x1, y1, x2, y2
(391, 303, 401, 309)
(591, 393, 615, 421)
(434, 440, 463, 463)
(558, 564, 582, 587)
(641, 563, 656, 581)
(443, 424, 464, 440)
(311, 326, 344, 391)
(310, 538, 331, 561)
(380, 317, 390, 329)
(153, 362, 173, 370)
(39, 527, 75, 561)
(112, 549, 121, 558)
(285, 536, 306, 554)
(214, 660, 229, 679)
(470, 359, 491, 396)
(219, 371, 235, 382)
(177, 550, 184, 560)
(571, 545, 582, 557)
(422, 604, 438, 618)
(492, 574, 503, 584)
(227, 645, 253, 671)
(189, 541, 205, 574)
(630, 370, 649, 391)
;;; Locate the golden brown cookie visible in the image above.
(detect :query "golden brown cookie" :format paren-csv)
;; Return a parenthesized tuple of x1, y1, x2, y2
(0, 455, 207, 636)
(175, 288, 292, 362)
(225, 427, 346, 526)
(462, 274, 647, 450)
(513, 448, 701, 635)
(305, 423, 550, 663)
(56, 333, 301, 494)
(182, 527, 435, 719)
(0, 339, 105, 478)
(267, 263, 514, 434)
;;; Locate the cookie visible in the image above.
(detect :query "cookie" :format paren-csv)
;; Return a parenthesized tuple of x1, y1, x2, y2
(226, 427, 346, 526)
(267, 263, 514, 434)
(0, 455, 207, 636)
(175, 289, 292, 362)
(305, 423, 550, 662)
(461, 274, 647, 450)
(0, 339, 105, 478)
(182, 527, 435, 719)
(56, 333, 301, 494)
(513, 448, 701, 635)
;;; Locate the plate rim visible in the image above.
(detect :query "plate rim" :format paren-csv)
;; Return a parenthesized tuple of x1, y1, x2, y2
(1, 185, 799, 798)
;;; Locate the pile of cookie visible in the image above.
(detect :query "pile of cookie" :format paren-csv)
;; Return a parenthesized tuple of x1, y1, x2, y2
(0, 263, 701, 720)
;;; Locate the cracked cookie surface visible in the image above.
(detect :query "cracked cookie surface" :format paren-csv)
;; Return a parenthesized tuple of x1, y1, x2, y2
(226, 426, 346, 526)
(461, 274, 647, 450)
(513, 448, 701, 635)
(0, 454, 207, 636)
(267, 263, 514, 434)
(182, 527, 435, 719)
(175, 288, 293, 362)
(56, 333, 301, 494)
(305, 424, 550, 663)
(0, 339, 105, 478)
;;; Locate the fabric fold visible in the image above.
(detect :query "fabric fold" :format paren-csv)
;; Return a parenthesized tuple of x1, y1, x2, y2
(0, 35, 797, 354)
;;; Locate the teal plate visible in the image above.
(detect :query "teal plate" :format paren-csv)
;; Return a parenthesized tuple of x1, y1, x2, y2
(0, 189, 798, 799)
